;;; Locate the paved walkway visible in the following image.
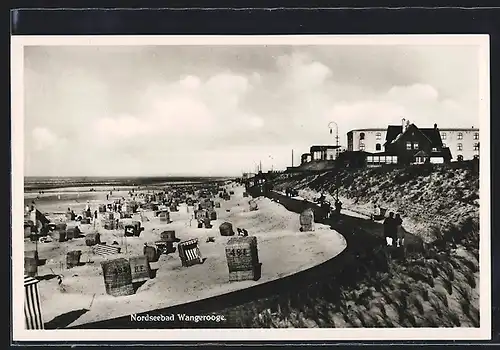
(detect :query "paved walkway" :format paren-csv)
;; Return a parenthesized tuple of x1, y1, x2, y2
(269, 189, 423, 254)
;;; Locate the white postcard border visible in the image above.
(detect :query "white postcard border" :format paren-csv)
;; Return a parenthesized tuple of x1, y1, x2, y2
(11, 34, 491, 342)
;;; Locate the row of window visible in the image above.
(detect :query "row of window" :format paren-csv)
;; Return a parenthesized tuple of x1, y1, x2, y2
(441, 132, 479, 140)
(358, 131, 479, 141)
(443, 142, 480, 151)
(359, 142, 382, 151)
(366, 155, 398, 164)
(359, 132, 382, 141)
(359, 141, 479, 151)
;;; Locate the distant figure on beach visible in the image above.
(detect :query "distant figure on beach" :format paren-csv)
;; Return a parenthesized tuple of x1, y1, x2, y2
(334, 199, 342, 216)
(321, 201, 331, 219)
(371, 204, 381, 220)
(394, 213, 405, 248)
(106, 194, 109, 201)
(94, 210, 98, 219)
(383, 212, 395, 246)
(318, 193, 326, 204)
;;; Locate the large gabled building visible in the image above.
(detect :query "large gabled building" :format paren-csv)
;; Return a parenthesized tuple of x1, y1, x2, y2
(378, 122, 452, 166)
(347, 121, 479, 161)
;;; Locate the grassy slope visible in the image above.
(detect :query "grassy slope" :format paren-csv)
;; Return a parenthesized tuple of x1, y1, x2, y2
(209, 161, 480, 328)
(274, 161, 480, 242)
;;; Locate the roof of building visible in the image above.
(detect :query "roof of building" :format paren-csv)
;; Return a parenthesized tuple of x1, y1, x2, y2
(385, 124, 443, 147)
(310, 145, 342, 152)
(439, 128, 479, 132)
(347, 128, 386, 134)
(441, 147, 452, 160)
(365, 151, 399, 156)
(385, 125, 403, 143)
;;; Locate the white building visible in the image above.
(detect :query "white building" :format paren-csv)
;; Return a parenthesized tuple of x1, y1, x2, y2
(347, 125, 479, 161)
(347, 128, 386, 153)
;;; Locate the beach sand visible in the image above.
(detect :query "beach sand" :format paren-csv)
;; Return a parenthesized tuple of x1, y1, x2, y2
(24, 183, 347, 327)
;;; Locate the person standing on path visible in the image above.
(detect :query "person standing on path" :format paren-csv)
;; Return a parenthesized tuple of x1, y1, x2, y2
(372, 204, 382, 220)
(383, 212, 395, 246)
(394, 213, 405, 248)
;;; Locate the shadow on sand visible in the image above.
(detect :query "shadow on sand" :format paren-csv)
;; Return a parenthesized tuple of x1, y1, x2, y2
(45, 309, 89, 329)
(36, 274, 58, 281)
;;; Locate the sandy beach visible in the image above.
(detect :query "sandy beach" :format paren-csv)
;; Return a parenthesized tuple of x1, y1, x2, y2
(24, 183, 346, 327)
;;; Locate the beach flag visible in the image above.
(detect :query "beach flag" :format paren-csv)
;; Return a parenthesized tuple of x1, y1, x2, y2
(24, 275, 44, 329)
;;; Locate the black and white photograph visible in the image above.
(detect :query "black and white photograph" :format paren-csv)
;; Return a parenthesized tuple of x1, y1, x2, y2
(11, 35, 490, 341)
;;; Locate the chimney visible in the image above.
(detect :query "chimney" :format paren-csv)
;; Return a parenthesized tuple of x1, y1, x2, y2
(434, 123, 438, 129)
(401, 118, 406, 132)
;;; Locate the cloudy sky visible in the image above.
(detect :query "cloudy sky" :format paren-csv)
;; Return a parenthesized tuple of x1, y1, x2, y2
(24, 44, 480, 177)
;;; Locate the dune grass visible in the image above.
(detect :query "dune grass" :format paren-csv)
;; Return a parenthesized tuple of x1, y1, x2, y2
(215, 162, 480, 328)
(212, 224, 479, 328)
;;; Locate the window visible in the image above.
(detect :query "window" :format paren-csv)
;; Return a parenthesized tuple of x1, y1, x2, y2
(374, 156, 380, 163)
(442, 143, 447, 148)
(375, 143, 381, 151)
(380, 156, 386, 163)
(457, 155, 464, 162)
(432, 147, 437, 152)
(415, 156, 422, 163)
(367, 156, 373, 163)
(393, 156, 398, 163)
(473, 155, 479, 160)
(406, 141, 412, 150)
(457, 143, 463, 151)
(441, 132, 447, 140)
(359, 144, 365, 151)
(413, 142, 419, 150)
(474, 132, 479, 140)
(376, 132, 381, 140)
(360, 132, 365, 140)
(474, 143, 479, 151)
(458, 132, 463, 140)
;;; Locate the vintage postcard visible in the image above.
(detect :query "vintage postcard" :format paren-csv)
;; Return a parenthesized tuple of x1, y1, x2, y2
(11, 35, 491, 342)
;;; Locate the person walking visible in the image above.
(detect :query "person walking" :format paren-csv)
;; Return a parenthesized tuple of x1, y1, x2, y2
(371, 204, 381, 220)
(394, 213, 405, 248)
(383, 212, 395, 246)
(334, 199, 343, 216)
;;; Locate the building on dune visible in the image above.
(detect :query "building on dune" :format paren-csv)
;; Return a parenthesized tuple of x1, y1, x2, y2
(347, 120, 479, 161)
(277, 118, 477, 175)
(371, 120, 453, 166)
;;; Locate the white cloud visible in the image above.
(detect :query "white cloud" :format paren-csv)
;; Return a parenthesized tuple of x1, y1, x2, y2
(31, 127, 60, 151)
(24, 45, 480, 176)
(179, 75, 201, 90)
(278, 52, 332, 90)
(387, 83, 439, 104)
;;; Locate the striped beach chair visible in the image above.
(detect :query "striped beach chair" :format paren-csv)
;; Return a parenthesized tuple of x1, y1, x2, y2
(178, 238, 203, 267)
(24, 275, 44, 329)
(92, 244, 121, 256)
